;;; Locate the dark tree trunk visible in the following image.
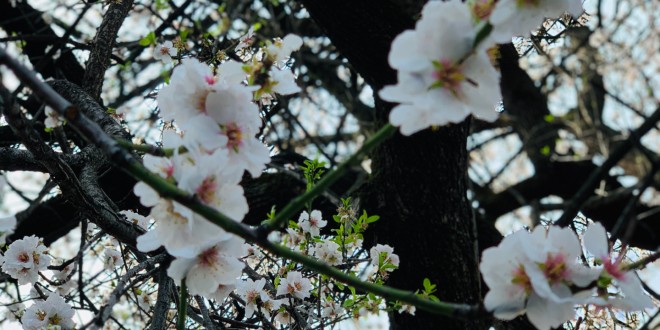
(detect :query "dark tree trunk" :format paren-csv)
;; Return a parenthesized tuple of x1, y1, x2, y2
(297, 1, 484, 328)
(363, 115, 484, 329)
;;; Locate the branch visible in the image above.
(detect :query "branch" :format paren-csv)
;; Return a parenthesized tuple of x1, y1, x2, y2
(82, 0, 134, 100)
(555, 106, 660, 227)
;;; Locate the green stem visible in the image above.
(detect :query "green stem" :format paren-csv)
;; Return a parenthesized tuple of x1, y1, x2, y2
(473, 22, 493, 50)
(116, 139, 184, 157)
(177, 280, 188, 330)
(261, 123, 397, 232)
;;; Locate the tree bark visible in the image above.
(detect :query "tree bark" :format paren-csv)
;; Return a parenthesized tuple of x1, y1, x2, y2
(297, 1, 484, 328)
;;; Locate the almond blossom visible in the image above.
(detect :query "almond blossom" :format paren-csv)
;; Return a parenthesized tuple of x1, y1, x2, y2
(0, 235, 51, 284)
(167, 236, 246, 298)
(265, 34, 303, 63)
(370, 244, 400, 272)
(157, 59, 255, 126)
(103, 248, 123, 270)
(277, 271, 312, 300)
(235, 26, 256, 52)
(298, 210, 327, 237)
(311, 240, 342, 266)
(44, 106, 66, 129)
(22, 293, 75, 330)
(522, 226, 600, 305)
(236, 278, 267, 318)
(176, 151, 249, 219)
(153, 41, 177, 63)
(136, 199, 231, 258)
(480, 227, 599, 330)
(583, 222, 654, 310)
(379, 0, 501, 135)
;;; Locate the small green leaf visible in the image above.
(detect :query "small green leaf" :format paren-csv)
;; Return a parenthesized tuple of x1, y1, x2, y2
(543, 114, 555, 123)
(139, 32, 156, 47)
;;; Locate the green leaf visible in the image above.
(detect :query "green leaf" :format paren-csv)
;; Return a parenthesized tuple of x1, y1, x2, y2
(543, 114, 555, 123)
(423, 278, 431, 290)
(366, 215, 380, 224)
(139, 32, 156, 47)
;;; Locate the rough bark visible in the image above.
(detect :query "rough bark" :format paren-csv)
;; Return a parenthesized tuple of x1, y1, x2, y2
(297, 1, 484, 328)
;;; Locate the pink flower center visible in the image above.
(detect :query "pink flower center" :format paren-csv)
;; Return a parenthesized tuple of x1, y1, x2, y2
(511, 264, 532, 294)
(223, 123, 243, 151)
(246, 289, 258, 303)
(205, 75, 218, 86)
(196, 177, 217, 204)
(604, 259, 625, 280)
(287, 281, 303, 294)
(197, 247, 219, 267)
(431, 60, 467, 96)
(158, 163, 175, 179)
(17, 252, 30, 263)
(159, 46, 171, 55)
(543, 253, 569, 283)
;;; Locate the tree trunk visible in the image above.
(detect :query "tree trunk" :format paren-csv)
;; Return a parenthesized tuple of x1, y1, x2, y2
(298, 1, 484, 328)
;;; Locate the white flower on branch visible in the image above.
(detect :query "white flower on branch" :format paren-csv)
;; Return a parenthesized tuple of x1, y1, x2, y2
(583, 222, 654, 310)
(298, 210, 327, 237)
(153, 41, 177, 63)
(0, 235, 51, 285)
(168, 235, 246, 299)
(22, 293, 75, 330)
(276, 271, 312, 300)
(379, 0, 501, 135)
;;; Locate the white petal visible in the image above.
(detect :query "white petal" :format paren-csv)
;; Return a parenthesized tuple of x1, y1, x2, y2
(583, 222, 609, 259)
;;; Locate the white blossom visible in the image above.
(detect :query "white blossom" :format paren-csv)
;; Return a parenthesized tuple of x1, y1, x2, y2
(370, 244, 399, 271)
(167, 236, 246, 298)
(153, 40, 177, 63)
(120, 210, 150, 230)
(266, 34, 303, 62)
(235, 26, 256, 52)
(137, 290, 152, 311)
(379, 0, 501, 135)
(311, 240, 342, 266)
(298, 210, 327, 237)
(583, 222, 654, 310)
(22, 293, 75, 330)
(236, 278, 266, 318)
(276, 271, 312, 300)
(44, 106, 65, 129)
(136, 199, 231, 258)
(0, 235, 51, 284)
(103, 248, 123, 270)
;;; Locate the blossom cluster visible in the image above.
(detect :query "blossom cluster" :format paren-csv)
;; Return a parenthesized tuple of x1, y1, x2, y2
(480, 223, 653, 330)
(0, 235, 51, 285)
(135, 33, 304, 301)
(22, 293, 75, 330)
(381, 0, 583, 135)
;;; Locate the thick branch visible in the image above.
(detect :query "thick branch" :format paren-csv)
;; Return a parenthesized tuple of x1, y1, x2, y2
(82, 0, 134, 100)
